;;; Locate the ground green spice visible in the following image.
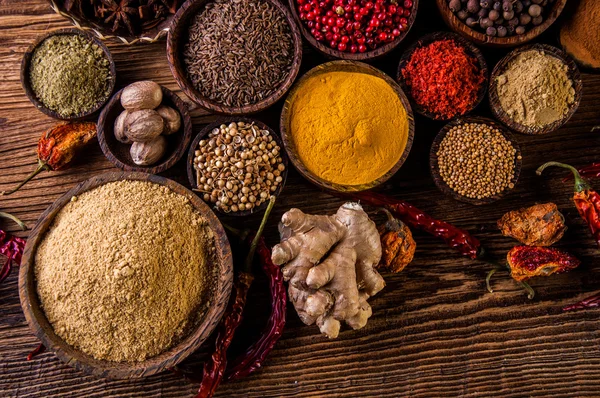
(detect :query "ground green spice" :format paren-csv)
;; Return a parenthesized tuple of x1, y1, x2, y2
(29, 34, 111, 117)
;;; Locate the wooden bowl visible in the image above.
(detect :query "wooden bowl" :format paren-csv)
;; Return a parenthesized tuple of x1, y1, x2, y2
(18, 172, 233, 379)
(489, 44, 582, 135)
(187, 118, 289, 217)
(436, 0, 568, 48)
(397, 31, 488, 121)
(429, 116, 522, 205)
(166, 0, 303, 115)
(97, 86, 192, 174)
(20, 28, 116, 121)
(287, 0, 419, 61)
(280, 60, 415, 193)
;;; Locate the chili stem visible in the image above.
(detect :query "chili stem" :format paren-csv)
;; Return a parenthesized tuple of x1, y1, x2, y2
(0, 212, 27, 230)
(536, 161, 590, 193)
(243, 196, 276, 274)
(520, 281, 535, 300)
(2, 161, 50, 196)
(486, 268, 498, 294)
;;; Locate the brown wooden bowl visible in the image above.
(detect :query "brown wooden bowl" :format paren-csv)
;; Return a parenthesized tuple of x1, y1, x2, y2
(187, 118, 289, 217)
(489, 44, 582, 135)
(166, 0, 303, 115)
(18, 171, 233, 379)
(97, 86, 192, 174)
(397, 31, 488, 121)
(429, 116, 522, 205)
(280, 60, 415, 193)
(287, 0, 419, 61)
(20, 28, 116, 121)
(436, 0, 568, 48)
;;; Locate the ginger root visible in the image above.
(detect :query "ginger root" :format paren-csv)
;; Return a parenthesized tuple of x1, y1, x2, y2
(271, 203, 385, 338)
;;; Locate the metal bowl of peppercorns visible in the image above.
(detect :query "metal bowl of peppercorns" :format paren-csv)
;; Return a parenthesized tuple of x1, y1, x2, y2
(436, 0, 568, 47)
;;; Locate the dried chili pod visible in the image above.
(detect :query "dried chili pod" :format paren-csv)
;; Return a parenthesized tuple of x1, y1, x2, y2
(507, 246, 580, 282)
(0, 212, 27, 284)
(2, 122, 97, 195)
(497, 203, 566, 246)
(377, 208, 416, 273)
(537, 162, 600, 247)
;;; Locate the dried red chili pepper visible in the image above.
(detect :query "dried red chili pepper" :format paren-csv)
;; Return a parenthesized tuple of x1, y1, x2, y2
(348, 191, 481, 259)
(0, 212, 27, 284)
(2, 122, 97, 195)
(563, 294, 600, 311)
(27, 343, 46, 361)
(377, 208, 416, 273)
(497, 203, 566, 247)
(537, 162, 600, 247)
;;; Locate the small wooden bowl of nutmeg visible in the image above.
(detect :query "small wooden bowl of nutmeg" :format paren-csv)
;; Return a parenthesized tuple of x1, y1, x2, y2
(98, 81, 192, 174)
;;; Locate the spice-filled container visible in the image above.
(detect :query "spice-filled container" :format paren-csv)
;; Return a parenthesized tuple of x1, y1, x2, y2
(281, 60, 414, 193)
(489, 44, 582, 135)
(167, 0, 303, 115)
(397, 32, 488, 121)
(187, 118, 288, 216)
(559, 0, 600, 72)
(20, 28, 116, 121)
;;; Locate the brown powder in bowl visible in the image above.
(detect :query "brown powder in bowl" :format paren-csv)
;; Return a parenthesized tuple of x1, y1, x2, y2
(35, 180, 215, 362)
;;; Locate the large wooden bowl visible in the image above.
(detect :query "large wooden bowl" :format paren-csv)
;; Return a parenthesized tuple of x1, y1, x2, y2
(287, 0, 419, 61)
(20, 28, 116, 121)
(280, 60, 415, 193)
(166, 0, 303, 115)
(436, 0, 568, 48)
(397, 31, 488, 121)
(18, 172, 233, 379)
(429, 116, 522, 205)
(97, 86, 192, 174)
(489, 44, 582, 135)
(187, 118, 289, 217)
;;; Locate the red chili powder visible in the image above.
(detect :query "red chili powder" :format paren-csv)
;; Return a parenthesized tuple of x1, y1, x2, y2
(401, 39, 484, 119)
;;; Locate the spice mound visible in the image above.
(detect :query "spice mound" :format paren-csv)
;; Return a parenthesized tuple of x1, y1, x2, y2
(288, 71, 409, 186)
(495, 50, 575, 129)
(183, 0, 294, 108)
(436, 122, 518, 200)
(35, 180, 215, 362)
(560, 0, 600, 69)
(29, 34, 111, 118)
(401, 39, 484, 120)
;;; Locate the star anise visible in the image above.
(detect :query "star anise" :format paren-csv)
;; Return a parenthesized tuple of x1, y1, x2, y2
(98, 0, 137, 35)
(139, 0, 180, 30)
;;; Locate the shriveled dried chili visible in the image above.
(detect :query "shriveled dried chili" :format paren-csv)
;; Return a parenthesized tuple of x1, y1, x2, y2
(0, 212, 27, 284)
(497, 203, 566, 247)
(2, 122, 96, 195)
(349, 191, 481, 259)
(377, 208, 416, 273)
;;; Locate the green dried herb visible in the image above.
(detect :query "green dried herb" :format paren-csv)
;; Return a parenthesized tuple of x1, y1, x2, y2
(29, 34, 111, 117)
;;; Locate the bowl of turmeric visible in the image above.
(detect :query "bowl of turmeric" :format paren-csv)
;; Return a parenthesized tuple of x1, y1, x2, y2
(280, 60, 415, 193)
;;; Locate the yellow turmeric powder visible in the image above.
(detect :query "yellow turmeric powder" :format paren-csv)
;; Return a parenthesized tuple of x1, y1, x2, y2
(289, 71, 409, 186)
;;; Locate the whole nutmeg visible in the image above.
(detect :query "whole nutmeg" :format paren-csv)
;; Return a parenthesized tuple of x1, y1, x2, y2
(114, 110, 131, 144)
(121, 81, 163, 111)
(156, 105, 181, 135)
(124, 109, 164, 142)
(130, 135, 167, 166)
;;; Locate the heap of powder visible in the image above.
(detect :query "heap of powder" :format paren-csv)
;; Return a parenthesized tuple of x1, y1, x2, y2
(289, 71, 409, 186)
(496, 50, 575, 129)
(35, 180, 214, 362)
(560, 0, 600, 69)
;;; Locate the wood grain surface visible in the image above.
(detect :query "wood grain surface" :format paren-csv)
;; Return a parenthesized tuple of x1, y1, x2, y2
(2, 1, 600, 397)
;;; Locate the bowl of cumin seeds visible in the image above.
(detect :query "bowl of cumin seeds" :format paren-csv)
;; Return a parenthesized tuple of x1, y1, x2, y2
(167, 0, 303, 115)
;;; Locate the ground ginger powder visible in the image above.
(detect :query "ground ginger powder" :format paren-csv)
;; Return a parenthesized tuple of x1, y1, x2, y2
(289, 71, 409, 185)
(35, 180, 215, 362)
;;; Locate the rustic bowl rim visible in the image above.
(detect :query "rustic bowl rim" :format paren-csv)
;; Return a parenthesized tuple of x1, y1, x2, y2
(18, 171, 233, 379)
(97, 85, 193, 174)
(287, 0, 419, 61)
(435, 0, 568, 48)
(488, 43, 583, 135)
(280, 60, 415, 193)
(429, 116, 522, 205)
(396, 31, 489, 121)
(166, 0, 303, 115)
(20, 27, 117, 121)
(186, 117, 289, 217)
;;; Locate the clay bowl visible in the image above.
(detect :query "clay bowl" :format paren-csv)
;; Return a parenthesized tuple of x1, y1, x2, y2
(97, 86, 192, 174)
(187, 118, 289, 217)
(20, 28, 116, 121)
(287, 0, 419, 61)
(397, 31, 488, 121)
(166, 0, 303, 115)
(436, 0, 568, 48)
(489, 44, 582, 135)
(280, 60, 415, 193)
(19, 172, 233, 379)
(429, 116, 522, 205)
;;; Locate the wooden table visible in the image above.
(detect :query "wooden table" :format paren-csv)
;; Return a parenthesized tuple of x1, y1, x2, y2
(2, 1, 600, 397)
